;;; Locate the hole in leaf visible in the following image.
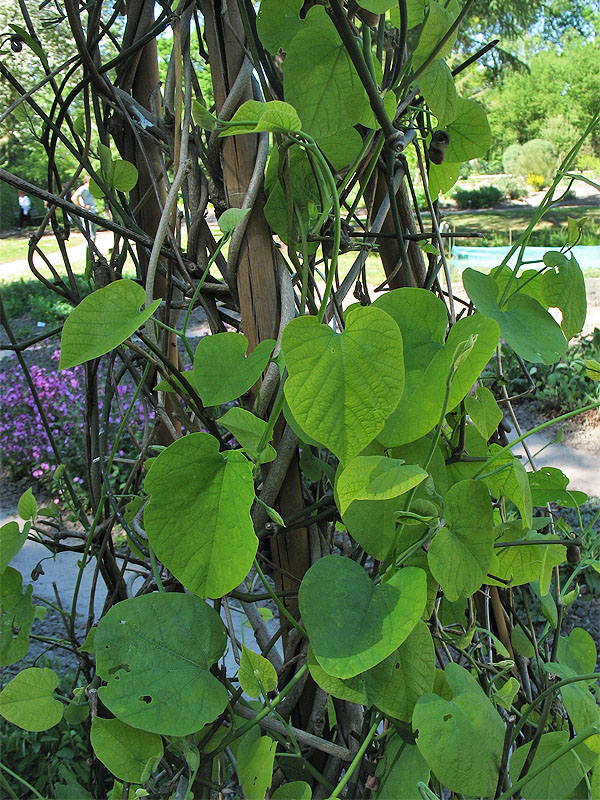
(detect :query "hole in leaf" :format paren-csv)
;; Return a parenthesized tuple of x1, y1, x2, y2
(140, 695, 152, 704)
(443, 713, 452, 722)
(394, 663, 400, 670)
(120, 620, 126, 625)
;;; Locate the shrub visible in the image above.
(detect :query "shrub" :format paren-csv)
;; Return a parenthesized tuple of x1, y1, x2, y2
(453, 185, 503, 209)
(502, 142, 524, 175)
(527, 172, 545, 190)
(2, 276, 89, 325)
(577, 153, 600, 172)
(539, 113, 580, 160)
(496, 177, 526, 199)
(519, 139, 558, 185)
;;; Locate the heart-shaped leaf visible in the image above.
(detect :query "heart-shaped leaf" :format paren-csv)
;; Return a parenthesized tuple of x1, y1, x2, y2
(541, 253, 586, 339)
(418, 59, 457, 126)
(1, 567, 37, 666)
(282, 306, 404, 462)
(414, 0, 456, 60)
(336, 456, 427, 515)
(529, 467, 587, 508)
(190, 333, 275, 406)
(463, 269, 567, 364)
(91, 717, 163, 783)
(59, 280, 160, 369)
(509, 732, 589, 800)
(299, 556, 426, 678)
(441, 97, 491, 162)
(256, 0, 303, 53)
(374, 738, 430, 800)
(0, 522, 27, 575)
(239, 647, 278, 698)
(0, 667, 63, 731)
(428, 480, 494, 601)
(96, 593, 227, 735)
(488, 526, 566, 588)
(413, 663, 504, 798)
(218, 407, 276, 463)
(144, 433, 256, 598)
(464, 386, 502, 440)
(218, 207, 251, 233)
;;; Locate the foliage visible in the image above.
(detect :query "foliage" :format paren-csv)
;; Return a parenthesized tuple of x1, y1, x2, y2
(1, 276, 88, 326)
(0, 2, 599, 799)
(502, 139, 558, 186)
(453, 184, 503, 209)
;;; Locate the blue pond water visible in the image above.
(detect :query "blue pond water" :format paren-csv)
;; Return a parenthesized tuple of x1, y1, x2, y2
(450, 245, 600, 272)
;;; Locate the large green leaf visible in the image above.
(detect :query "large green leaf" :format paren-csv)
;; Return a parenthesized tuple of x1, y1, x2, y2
(414, 0, 456, 60)
(96, 593, 227, 736)
(0, 667, 63, 731)
(488, 525, 566, 588)
(428, 480, 494, 601)
(365, 620, 435, 721)
(90, 717, 163, 783)
(374, 738, 429, 800)
(541, 253, 586, 339)
(389, 0, 426, 29)
(0, 567, 37, 666)
(336, 456, 427, 515)
(556, 627, 597, 681)
(257, 0, 303, 53)
(373, 288, 447, 446)
(317, 128, 364, 171)
(307, 646, 368, 704)
(444, 313, 500, 411)
(428, 160, 461, 199)
(220, 100, 302, 136)
(441, 97, 491, 162)
(418, 59, 457, 126)
(463, 268, 568, 364)
(59, 281, 160, 370)
(413, 662, 504, 797)
(283, 7, 373, 139)
(282, 306, 404, 462)
(144, 433, 256, 598)
(561, 683, 600, 754)
(0, 521, 27, 575)
(190, 333, 275, 406)
(509, 732, 589, 799)
(483, 445, 532, 527)
(299, 556, 426, 678)
(271, 782, 312, 800)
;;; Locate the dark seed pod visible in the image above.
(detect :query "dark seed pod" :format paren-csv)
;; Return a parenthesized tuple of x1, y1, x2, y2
(428, 130, 450, 165)
(567, 544, 581, 564)
(10, 34, 24, 53)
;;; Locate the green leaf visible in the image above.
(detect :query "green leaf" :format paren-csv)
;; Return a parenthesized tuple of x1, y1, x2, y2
(91, 717, 163, 783)
(0, 567, 37, 666)
(428, 160, 461, 199)
(445, 313, 500, 411)
(218, 407, 276, 463)
(271, 781, 312, 800)
(239, 646, 278, 698)
(529, 467, 587, 508)
(540, 254, 586, 340)
(509, 732, 588, 800)
(218, 207, 250, 233)
(584, 358, 600, 381)
(511, 625, 535, 658)
(365, 620, 435, 721)
(307, 646, 368, 704)
(111, 160, 138, 193)
(465, 386, 502, 440)
(389, 0, 426, 29)
(17, 488, 36, 521)
(96, 593, 227, 735)
(283, 7, 373, 139)
(567, 216, 580, 246)
(59, 281, 161, 369)
(375, 738, 429, 800)
(254, 100, 302, 133)
(413, 662, 505, 797)
(192, 98, 218, 131)
(299, 556, 426, 678)
(442, 98, 491, 162)
(257, 0, 303, 53)
(418, 59, 457, 126)
(414, 0, 456, 60)
(494, 676, 520, 710)
(98, 142, 113, 174)
(357, 0, 396, 12)
(282, 306, 404, 462)
(0, 522, 27, 575)
(336, 456, 427, 515)
(463, 268, 568, 364)
(488, 526, 566, 588)
(483, 445, 532, 527)
(556, 627, 597, 681)
(373, 288, 447, 447)
(428, 480, 494, 601)
(144, 433, 256, 598)
(317, 128, 363, 171)
(190, 333, 275, 406)
(8, 24, 48, 68)
(561, 683, 600, 754)
(0, 667, 63, 731)
(237, 735, 277, 800)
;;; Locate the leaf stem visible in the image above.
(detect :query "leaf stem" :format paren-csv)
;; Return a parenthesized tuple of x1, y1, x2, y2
(328, 714, 381, 799)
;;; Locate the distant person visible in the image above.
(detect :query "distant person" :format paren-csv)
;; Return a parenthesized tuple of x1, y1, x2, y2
(72, 175, 97, 241)
(17, 191, 31, 229)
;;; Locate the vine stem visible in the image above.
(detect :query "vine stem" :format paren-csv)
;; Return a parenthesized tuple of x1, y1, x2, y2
(328, 714, 381, 799)
(0, 762, 46, 800)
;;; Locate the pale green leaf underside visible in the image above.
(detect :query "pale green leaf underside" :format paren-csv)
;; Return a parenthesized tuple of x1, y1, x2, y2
(418, 59, 457, 126)
(59, 280, 160, 369)
(442, 97, 491, 163)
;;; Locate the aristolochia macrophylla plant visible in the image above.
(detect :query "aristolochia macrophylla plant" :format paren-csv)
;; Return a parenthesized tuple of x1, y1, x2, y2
(1, 0, 599, 797)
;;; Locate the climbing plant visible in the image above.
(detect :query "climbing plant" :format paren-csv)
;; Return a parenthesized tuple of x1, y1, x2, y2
(1, 0, 599, 798)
